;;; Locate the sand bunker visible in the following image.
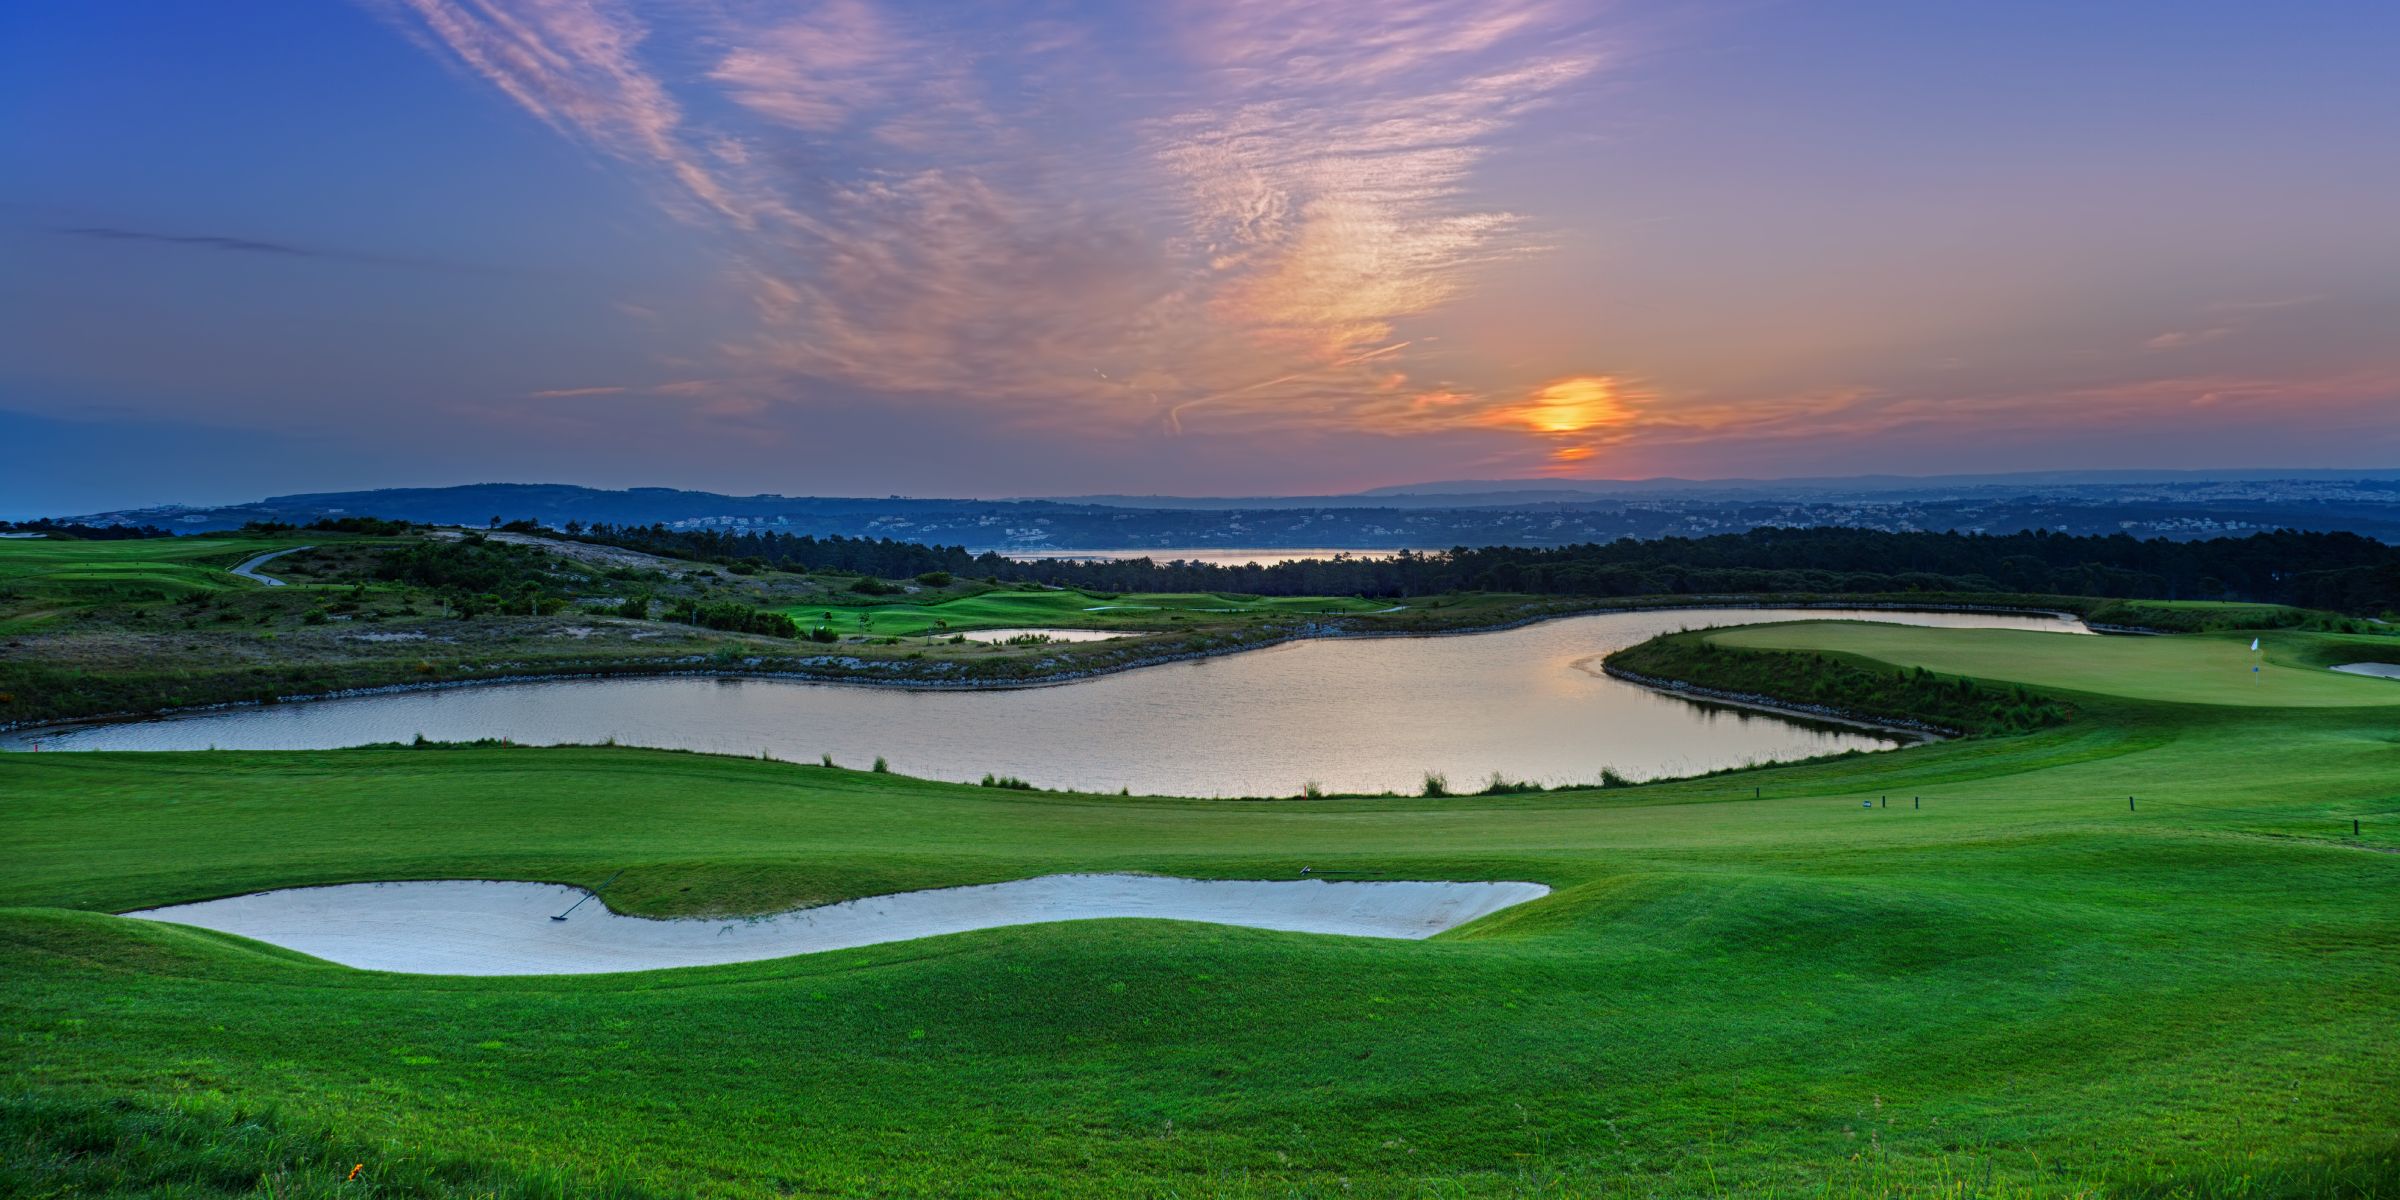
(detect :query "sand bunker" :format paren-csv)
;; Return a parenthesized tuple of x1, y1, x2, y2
(2331, 663, 2400, 680)
(124, 874, 1549, 976)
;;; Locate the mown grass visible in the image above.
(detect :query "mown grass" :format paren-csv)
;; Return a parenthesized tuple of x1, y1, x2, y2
(0, 536, 314, 635)
(4, 622, 2398, 1195)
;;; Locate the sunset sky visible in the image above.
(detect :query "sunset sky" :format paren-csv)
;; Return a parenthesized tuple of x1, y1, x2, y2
(4, 1, 2396, 511)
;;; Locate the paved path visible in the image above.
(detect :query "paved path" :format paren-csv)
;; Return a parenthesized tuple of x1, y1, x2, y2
(229, 546, 311, 586)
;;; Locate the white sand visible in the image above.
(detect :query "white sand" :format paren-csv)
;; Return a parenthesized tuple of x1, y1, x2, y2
(125, 874, 1549, 976)
(2331, 662, 2400, 680)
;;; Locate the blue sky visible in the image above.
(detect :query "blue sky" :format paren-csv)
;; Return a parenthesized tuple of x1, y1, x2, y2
(4, 1, 2395, 514)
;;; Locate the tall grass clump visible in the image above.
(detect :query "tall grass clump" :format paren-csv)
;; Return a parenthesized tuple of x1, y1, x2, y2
(1478, 771, 1544, 796)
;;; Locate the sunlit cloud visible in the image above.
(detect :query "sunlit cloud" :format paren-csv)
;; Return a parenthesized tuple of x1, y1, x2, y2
(367, 0, 1611, 449)
(526, 385, 630, 398)
(2143, 327, 2233, 351)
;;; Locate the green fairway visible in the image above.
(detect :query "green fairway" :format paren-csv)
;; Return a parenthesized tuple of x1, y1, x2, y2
(0, 535, 310, 632)
(2, 622, 2396, 1196)
(777, 587, 1408, 636)
(1710, 620, 2400, 708)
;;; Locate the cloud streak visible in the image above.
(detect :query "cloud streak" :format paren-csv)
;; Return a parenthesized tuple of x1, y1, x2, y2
(50, 224, 501, 274)
(366, 0, 1608, 441)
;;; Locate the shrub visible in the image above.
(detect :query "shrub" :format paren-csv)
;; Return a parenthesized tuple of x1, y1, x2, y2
(662, 599, 800, 639)
(1420, 771, 1450, 798)
(850, 576, 901, 595)
(914, 571, 953, 587)
(872, 756, 890, 773)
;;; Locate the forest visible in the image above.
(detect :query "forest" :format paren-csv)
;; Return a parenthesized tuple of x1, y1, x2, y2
(563, 523, 2400, 614)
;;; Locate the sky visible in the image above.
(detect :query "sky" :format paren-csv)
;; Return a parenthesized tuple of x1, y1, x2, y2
(3, 1, 2396, 514)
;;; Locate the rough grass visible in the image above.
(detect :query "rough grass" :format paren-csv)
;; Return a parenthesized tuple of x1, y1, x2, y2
(3, 624, 2397, 1195)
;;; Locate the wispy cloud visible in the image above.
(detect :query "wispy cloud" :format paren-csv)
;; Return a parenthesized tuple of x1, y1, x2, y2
(526, 385, 630, 398)
(51, 224, 492, 273)
(365, 0, 1611, 442)
(2143, 326, 2233, 351)
(57, 226, 320, 257)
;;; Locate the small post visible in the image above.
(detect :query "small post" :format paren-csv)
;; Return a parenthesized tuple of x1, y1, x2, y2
(1754, 786, 1760, 798)
(2356, 818, 2362, 836)
(1913, 796, 1919, 810)
(1880, 796, 1886, 807)
(2128, 795, 2136, 812)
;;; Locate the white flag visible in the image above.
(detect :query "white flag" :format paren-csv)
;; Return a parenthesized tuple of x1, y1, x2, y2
(2250, 637, 2260, 651)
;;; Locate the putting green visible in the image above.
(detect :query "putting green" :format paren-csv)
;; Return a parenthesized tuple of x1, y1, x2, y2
(1709, 620, 2400, 707)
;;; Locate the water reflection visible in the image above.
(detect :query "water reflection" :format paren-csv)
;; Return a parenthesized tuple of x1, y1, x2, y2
(5, 608, 2085, 797)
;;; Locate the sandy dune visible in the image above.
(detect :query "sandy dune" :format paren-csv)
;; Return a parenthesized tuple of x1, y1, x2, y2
(125, 874, 1550, 976)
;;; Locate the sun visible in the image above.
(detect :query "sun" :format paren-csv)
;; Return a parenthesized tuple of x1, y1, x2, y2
(1523, 376, 1626, 434)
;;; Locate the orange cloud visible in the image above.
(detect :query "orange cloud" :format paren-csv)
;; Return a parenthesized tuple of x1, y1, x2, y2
(527, 385, 631, 399)
(1522, 376, 1627, 433)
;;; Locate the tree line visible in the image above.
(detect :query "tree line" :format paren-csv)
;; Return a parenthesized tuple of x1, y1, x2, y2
(558, 523, 2400, 614)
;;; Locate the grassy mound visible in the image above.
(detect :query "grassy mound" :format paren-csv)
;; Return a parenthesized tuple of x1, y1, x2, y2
(1606, 622, 2072, 734)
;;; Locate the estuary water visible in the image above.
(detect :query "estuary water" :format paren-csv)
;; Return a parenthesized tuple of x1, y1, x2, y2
(5, 608, 2087, 796)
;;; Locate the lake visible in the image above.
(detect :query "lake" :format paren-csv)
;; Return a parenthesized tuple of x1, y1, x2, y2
(3, 608, 2088, 796)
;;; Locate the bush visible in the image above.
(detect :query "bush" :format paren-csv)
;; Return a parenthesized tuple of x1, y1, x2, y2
(1420, 771, 1450, 798)
(915, 571, 953, 587)
(662, 599, 800, 639)
(850, 576, 902, 595)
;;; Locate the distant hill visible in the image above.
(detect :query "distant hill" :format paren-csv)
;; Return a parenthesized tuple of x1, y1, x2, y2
(51, 472, 2400, 547)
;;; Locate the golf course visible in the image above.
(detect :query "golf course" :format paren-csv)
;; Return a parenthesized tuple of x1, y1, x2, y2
(4, 611, 2395, 1197)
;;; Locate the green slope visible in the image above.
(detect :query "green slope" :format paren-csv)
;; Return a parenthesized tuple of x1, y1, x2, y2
(2, 624, 2396, 1197)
